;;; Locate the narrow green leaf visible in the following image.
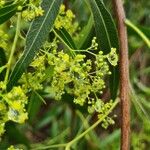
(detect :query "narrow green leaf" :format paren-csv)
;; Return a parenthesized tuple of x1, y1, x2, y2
(77, 15, 94, 49)
(54, 27, 77, 50)
(6, 122, 30, 147)
(36, 106, 63, 129)
(88, 0, 119, 99)
(126, 19, 150, 48)
(0, 3, 17, 24)
(79, 28, 95, 50)
(28, 92, 42, 123)
(130, 85, 150, 121)
(0, 65, 6, 74)
(135, 79, 150, 95)
(88, 0, 119, 53)
(7, 0, 62, 91)
(100, 129, 120, 148)
(0, 48, 7, 80)
(0, 48, 6, 66)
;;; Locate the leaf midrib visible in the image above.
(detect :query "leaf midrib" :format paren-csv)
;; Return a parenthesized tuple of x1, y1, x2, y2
(60, 29, 74, 49)
(93, 0, 112, 49)
(0, 6, 16, 18)
(10, 0, 56, 81)
(59, 28, 76, 49)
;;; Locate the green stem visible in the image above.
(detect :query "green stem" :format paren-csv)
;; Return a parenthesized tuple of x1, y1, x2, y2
(0, 93, 11, 106)
(73, 116, 90, 139)
(4, 13, 21, 85)
(33, 143, 67, 150)
(76, 111, 91, 140)
(73, 49, 97, 57)
(125, 19, 150, 48)
(76, 111, 99, 143)
(53, 29, 97, 57)
(65, 99, 119, 150)
(76, 110, 108, 148)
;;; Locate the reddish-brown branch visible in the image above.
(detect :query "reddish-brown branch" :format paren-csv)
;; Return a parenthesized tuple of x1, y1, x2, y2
(112, 0, 130, 150)
(64, 0, 69, 9)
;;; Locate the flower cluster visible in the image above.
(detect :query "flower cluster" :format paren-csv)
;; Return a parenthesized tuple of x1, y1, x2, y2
(47, 50, 92, 101)
(22, 6, 44, 21)
(45, 44, 118, 106)
(0, 0, 4, 7)
(0, 83, 28, 137)
(20, 55, 46, 91)
(0, 29, 9, 49)
(107, 48, 118, 66)
(19, 39, 59, 93)
(97, 100, 115, 128)
(7, 145, 22, 150)
(89, 37, 99, 50)
(0, 0, 44, 21)
(19, 35, 118, 130)
(54, 4, 79, 36)
(21, 0, 44, 21)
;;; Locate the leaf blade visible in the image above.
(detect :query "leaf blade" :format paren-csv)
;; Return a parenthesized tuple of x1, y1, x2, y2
(77, 15, 94, 49)
(0, 4, 17, 24)
(88, 0, 119, 99)
(89, 0, 111, 52)
(7, 0, 62, 91)
(0, 48, 7, 80)
(54, 27, 77, 50)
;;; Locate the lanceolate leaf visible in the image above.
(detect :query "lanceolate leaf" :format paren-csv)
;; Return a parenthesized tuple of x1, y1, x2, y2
(0, 48, 6, 67)
(0, 48, 7, 80)
(0, 3, 18, 24)
(88, 0, 119, 99)
(54, 27, 77, 50)
(7, 0, 62, 91)
(28, 92, 42, 123)
(77, 15, 94, 49)
(89, 0, 119, 52)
